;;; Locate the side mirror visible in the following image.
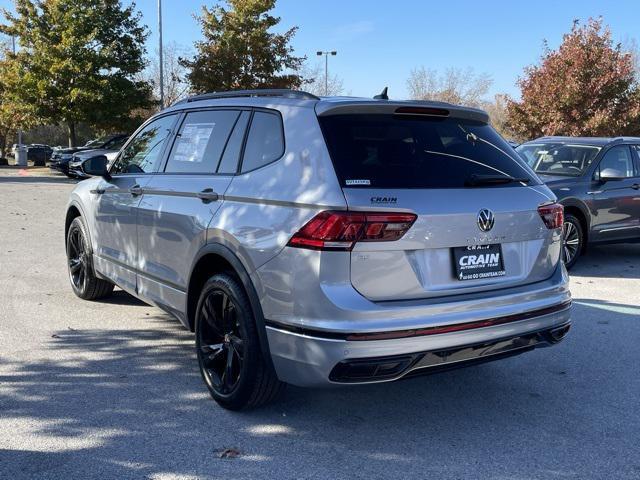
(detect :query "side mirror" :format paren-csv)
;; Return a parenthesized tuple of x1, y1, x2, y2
(599, 167, 626, 182)
(82, 155, 111, 180)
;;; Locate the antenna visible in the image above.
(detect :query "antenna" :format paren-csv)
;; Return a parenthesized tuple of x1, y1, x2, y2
(374, 87, 389, 100)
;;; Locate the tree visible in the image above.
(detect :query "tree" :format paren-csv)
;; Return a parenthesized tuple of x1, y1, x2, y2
(482, 94, 521, 141)
(407, 67, 492, 108)
(144, 42, 191, 108)
(506, 18, 640, 138)
(182, 0, 305, 93)
(0, 0, 153, 147)
(301, 61, 345, 96)
(0, 45, 35, 160)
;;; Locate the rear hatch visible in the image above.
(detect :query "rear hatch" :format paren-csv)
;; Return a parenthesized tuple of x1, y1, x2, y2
(317, 103, 562, 301)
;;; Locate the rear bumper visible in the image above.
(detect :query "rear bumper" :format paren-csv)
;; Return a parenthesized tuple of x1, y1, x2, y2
(266, 302, 572, 387)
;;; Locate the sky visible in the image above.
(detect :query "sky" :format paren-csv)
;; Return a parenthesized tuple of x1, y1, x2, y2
(2, 0, 639, 100)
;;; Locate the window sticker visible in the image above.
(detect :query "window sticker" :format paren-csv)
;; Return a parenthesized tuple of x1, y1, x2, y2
(174, 123, 216, 163)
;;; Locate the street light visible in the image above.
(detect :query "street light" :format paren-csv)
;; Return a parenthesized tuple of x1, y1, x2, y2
(158, 0, 164, 109)
(316, 50, 337, 96)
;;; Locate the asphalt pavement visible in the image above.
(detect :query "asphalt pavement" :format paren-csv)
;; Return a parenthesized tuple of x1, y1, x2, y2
(1, 171, 639, 479)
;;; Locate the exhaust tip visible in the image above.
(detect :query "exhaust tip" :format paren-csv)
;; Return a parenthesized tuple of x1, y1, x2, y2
(548, 324, 571, 344)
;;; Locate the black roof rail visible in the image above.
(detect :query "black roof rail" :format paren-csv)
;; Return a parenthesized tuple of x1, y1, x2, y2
(174, 89, 320, 106)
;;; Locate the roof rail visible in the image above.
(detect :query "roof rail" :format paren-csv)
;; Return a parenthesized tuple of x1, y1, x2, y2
(174, 89, 320, 106)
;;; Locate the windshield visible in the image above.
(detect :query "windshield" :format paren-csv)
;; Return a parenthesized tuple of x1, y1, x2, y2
(516, 143, 601, 177)
(319, 114, 538, 188)
(102, 136, 127, 151)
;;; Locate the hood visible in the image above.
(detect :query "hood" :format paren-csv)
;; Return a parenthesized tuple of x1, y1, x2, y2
(57, 146, 91, 154)
(536, 173, 580, 188)
(73, 148, 113, 160)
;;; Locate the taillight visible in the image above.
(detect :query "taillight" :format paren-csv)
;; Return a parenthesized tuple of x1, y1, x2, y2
(538, 203, 564, 229)
(287, 211, 417, 251)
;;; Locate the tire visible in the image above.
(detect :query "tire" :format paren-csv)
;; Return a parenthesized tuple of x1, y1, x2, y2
(66, 216, 114, 300)
(195, 273, 284, 410)
(562, 214, 583, 270)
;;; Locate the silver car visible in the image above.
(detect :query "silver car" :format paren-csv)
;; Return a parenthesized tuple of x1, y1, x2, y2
(65, 89, 572, 410)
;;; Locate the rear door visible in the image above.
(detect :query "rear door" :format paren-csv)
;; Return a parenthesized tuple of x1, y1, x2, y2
(590, 145, 640, 241)
(318, 110, 560, 301)
(135, 109, 249, 314)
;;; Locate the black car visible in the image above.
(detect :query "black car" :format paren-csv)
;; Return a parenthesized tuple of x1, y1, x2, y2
(50, 134, 128, 176)
(26, 144, 53, 165)
(516, 136, 640, 268)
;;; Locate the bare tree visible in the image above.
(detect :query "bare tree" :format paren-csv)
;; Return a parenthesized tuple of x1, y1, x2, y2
(482, 94, 522, 141)
(302, 61, 345, 96)
(145, 42, 191, 108)
(407, 67, 492, 108)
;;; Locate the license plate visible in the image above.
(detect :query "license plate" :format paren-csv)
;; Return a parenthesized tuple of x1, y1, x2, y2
(452, 244, 506, 281)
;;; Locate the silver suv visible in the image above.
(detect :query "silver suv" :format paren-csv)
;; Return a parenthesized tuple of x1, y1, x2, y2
(65, 89, 572, 410)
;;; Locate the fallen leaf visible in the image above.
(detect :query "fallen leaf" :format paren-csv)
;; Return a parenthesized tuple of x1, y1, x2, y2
(215, 447, 241, 459)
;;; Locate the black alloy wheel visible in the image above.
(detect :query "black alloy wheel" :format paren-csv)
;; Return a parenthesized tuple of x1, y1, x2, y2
(195, 274, 284, 410)
(66, 216, 114, 300)
(198, 289, 245, 395)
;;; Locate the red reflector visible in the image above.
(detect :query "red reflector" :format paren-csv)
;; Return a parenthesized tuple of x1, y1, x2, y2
(538, 203, 564, 229)
(394, 106, 450, 117)
(287, 211, 417, 251)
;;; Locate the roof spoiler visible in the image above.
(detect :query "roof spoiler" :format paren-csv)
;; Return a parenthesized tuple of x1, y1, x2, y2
(315, 100, 489, 124)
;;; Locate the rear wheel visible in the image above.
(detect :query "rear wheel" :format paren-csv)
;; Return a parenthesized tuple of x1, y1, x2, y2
(195, 273, 284, 410)
(562, 214, 583, 269)
(66, 216, 114, 300)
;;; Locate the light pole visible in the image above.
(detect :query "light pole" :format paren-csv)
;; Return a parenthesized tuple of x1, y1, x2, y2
(158, 0, 164, 109)
(316, 50, 337, 96)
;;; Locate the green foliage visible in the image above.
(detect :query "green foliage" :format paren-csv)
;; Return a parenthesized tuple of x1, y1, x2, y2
(182, 0, 305, 93)
(0, 0, 153, 146)
(507, 18, 640, 139)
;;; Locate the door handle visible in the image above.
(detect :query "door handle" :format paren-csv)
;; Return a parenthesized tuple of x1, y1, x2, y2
(632, 183, 640, 190)
(129, 185, 143, 196)
(197, 188, 219, 203)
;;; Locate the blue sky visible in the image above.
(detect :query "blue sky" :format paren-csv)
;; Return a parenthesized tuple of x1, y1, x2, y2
(2, 0, 639, 99)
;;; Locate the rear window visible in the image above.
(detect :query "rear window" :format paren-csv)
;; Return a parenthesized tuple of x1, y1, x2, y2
(319, 114, 537, 188)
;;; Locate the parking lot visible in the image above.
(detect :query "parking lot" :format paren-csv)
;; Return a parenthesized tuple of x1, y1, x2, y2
(1, 171, 639, 480)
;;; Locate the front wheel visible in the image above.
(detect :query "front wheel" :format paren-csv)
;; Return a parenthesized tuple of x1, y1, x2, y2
(195, 273, 284, 410)
(562, 214, 583, 270)
(66, 216, 114, 300)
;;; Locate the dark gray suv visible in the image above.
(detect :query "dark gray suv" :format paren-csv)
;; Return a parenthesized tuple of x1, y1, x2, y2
(517, 136, 640, 268)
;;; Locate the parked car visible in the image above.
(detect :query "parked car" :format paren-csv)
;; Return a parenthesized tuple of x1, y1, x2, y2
(26, 144, 53, 165)
(50, 134, 128, 177)
(65, 89, 572, 410)
(516, 136, 640, 268)
(68, 135, 129, 178)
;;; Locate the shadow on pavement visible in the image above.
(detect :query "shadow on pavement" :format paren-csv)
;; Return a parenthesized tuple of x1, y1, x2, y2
(570, 243, 640, 280)
(0, 175, 77, 185)
(1, 301, 639, 479)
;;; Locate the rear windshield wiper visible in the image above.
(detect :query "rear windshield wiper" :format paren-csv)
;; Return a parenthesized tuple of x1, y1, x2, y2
(465, 174, 531, 187)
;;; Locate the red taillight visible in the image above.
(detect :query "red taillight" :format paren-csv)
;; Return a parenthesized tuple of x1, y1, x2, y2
(538, 203, 564, 229)
(287, 211, 417, 251)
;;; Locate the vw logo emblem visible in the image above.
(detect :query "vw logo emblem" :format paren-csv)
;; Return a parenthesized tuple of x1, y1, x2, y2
(477, 209, 495, 232)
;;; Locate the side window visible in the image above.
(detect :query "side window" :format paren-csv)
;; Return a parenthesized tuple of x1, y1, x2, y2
(598, 146, 634, 178)
(165, 110, 239, 174)
(111, 115, 177, 174)
(217, 111, 250, 174)
(632, 146, 640, 176)
(240, 111, 284, 173)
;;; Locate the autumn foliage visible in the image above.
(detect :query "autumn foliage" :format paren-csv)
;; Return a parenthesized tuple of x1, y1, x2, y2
(507, 18, 640, 139)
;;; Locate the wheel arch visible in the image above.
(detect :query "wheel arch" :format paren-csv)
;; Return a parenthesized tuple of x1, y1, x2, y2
(186, 243, 272, 365)
(561, 199, 590, 244)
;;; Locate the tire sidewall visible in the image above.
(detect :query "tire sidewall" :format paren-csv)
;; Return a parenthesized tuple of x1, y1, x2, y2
(66, 217, 90, 296)
(195, 274, 260, 409)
